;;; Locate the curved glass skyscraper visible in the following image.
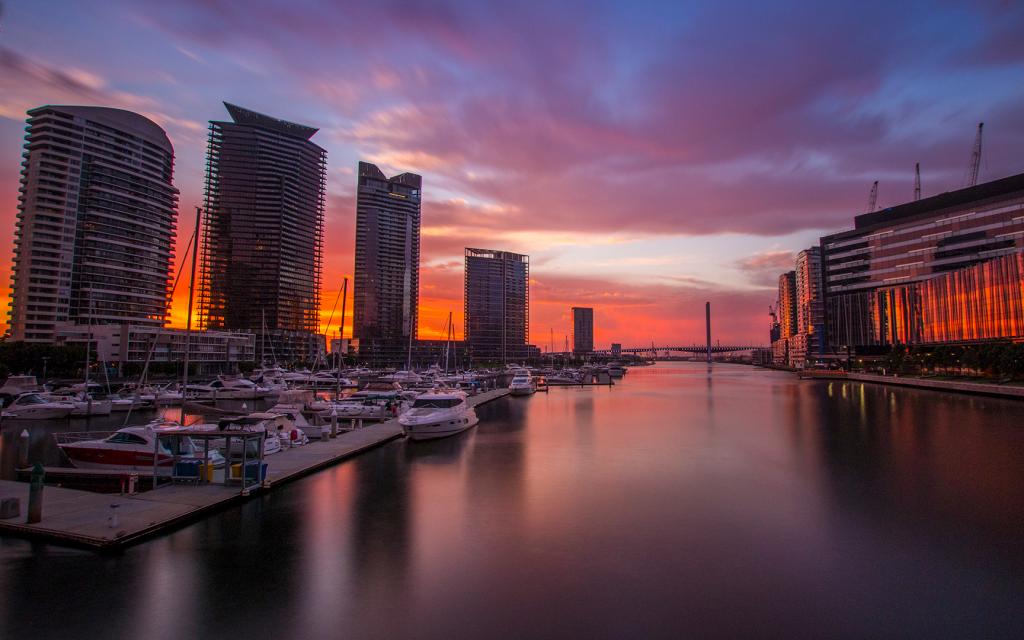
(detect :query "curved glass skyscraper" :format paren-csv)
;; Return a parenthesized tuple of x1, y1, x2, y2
(7, 105, 179, 342)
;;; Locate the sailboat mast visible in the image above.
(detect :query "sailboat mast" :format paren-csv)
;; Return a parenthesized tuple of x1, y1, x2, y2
(444, 310, 452, 374)
(406, 307, 414, 371)
(336, 277, 348, 399)
(180, 205, 201, 424)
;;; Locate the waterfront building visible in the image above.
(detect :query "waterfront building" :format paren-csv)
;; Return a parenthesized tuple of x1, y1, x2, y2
(772, 271, 797, 366)
(822, 172, 1024, 350)
(352, 161, 421, 359)
(464, 248, 530, 363)
(56, 324, 255, 375)
(790, 247, 825, 368)
(197, 103, 326, 363)
(572, 307, 594, 353)
(7, 106, 179, 342)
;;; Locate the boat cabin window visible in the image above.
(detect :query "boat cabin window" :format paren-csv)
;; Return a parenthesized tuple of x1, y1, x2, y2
(412, 398, 462, 409)
(106, 432, 149, 445)
(17, 394, 47, 405)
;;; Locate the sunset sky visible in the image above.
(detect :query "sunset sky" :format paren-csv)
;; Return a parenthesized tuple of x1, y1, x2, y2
(1, 0, 1023, 349)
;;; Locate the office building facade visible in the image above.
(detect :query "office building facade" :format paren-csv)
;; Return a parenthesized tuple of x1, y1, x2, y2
(572, 307, 594, 353)
(464, 248, 530, 363)
(7, 106, 179, 342)
(197, 103, 326, 363)
(822, 172, 1024, 349)
(352, 161, 421, 357)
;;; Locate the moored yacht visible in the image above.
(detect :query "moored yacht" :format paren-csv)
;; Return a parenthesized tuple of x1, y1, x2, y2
(509, 371, 537, 396)
(400, 390, 478, 441)
(0, 392, 75, 420)
(56, 424, 226, 470)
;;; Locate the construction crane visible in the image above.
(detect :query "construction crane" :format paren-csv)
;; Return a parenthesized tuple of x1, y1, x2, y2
(867, 180, 879, 213)
(914, 163, 921, 201)
(967, 122, 984, 187)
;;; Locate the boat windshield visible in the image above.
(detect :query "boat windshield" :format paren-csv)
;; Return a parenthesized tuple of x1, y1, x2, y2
(411, 398, 461, 409)
(18, 394, 47, 405)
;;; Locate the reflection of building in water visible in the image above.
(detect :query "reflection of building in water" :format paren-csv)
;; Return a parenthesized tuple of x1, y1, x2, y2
(809, 380, 1024, 553)
(348, 448, 411, 603)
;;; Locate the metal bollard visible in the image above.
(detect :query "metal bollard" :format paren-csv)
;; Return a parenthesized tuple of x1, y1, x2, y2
(128, 471, 139, 495)
(320, 424, 330, 441)
(27, 463, 44, 524)
(108, 503, 120, 529)
(350, 418, 356, 431)
(18, 429, 30, 469)
(330, 408, 338, 437)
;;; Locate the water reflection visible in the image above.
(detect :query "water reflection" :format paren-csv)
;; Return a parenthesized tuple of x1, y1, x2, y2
(1, 364, 1023, 638)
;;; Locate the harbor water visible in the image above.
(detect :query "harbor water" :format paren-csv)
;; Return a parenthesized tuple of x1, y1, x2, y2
(2, 362, 1023, 638)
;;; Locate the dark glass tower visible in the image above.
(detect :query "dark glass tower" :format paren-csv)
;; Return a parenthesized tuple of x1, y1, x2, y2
(7, 106, 178, 342)
(197, 103, 326, 362)
(572, 307, 594, 353)
(464, 248, 530, 363)
(353, 161, 421, 355)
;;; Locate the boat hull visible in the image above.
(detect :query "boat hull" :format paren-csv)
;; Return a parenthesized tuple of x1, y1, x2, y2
(404, 408, 479, 441)
(509, 386, 536, 396)
(59, 444, 174, 470)
(3, 406, 74, 420)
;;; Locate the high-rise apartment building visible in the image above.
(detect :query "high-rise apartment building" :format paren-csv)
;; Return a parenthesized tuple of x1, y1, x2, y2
(464, 248, 530, 363)
(777, 271, 797, 338)
(7, 106, 179, 342)
(352, 161, 422, 355)
(821, 172, 1024, 349)
(572, 307, 594, 353)
(197, 103, 326, 362)
(772, 271, 797, 366)
(791, 247, 824, 367)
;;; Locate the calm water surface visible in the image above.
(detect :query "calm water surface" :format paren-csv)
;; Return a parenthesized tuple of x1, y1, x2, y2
(2, 363, 1023, 638)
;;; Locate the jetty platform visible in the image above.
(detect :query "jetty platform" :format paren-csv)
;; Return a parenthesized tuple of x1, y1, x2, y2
(0, 388, 510, 550)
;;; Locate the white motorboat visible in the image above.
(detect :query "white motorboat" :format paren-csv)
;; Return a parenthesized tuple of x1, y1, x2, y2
(607, 361, 627, 378)
(187, 377, 268, 400)
(509, 371, 537, 396)
(58, 392, 114, 417)
(56, 424, 226, 470)
(400, 390, 479, 441)
(0, 392, 75, 420)
(384, 370, 423, 384)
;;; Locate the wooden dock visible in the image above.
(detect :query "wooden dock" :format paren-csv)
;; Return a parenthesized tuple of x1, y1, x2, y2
(0, 388, 510, 550)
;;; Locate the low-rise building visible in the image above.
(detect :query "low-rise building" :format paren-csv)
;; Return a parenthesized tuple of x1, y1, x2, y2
(57, 324, 255, 374)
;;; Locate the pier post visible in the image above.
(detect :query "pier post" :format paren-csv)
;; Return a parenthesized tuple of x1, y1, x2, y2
(330, 408, 338, 437)
(27, 463, 44, 524)
(18, 429, 30, 468)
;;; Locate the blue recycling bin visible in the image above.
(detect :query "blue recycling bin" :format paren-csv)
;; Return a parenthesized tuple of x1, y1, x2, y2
(243, 460, 267, 483)
(173, 459, 202, 483)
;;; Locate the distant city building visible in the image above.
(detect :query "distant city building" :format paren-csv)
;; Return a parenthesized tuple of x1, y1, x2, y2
(572, 307, 594, 353)
(352, 161, 422, 358)
(7, 106, 179, 342)
(790, 247, 824, 368)
(611, 343, 622, 357)
(464, 248, 530, 363)
(57, 324, 255, 375)
(822, 172, 1024, 350)
(772, 271, 797, 366)
(197, 103, 326, 363)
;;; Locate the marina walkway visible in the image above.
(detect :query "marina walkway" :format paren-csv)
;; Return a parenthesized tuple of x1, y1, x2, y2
(0, 388, 510, 549)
